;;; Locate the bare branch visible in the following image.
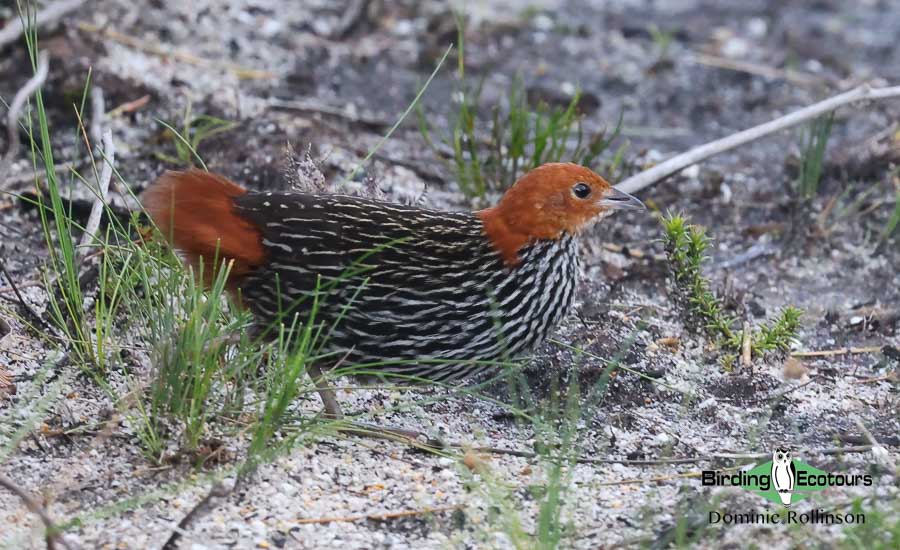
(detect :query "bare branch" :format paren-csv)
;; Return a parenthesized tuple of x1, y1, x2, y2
(77, 129, 115, 252)
(458, 443, 879, 466)
(294, 504, 461, 525)
(0, 248, 51, 332)
(88, 86, 104, 151)
(0, 0, 86, 48)
(2, 51, 49, 189)
(0, 474, 76, 550)
(686, 52, 827, 87)
(616, 84, 900, 194)
(161, 481, 233, 550)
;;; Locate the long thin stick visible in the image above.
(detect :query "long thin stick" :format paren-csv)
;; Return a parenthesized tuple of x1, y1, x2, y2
(0, 474, 75, 550)
(616, 84, 900, 194)
(77, 129, 115, 251)
(161, 481, 232, 550)
(2, 51, 49, 189)
(294, 504, 461, 525)
(0, 0, 85, 47)
(76, 22, 274, 80)
(791, 346, 883, 358)
(457, 443, 878, 466)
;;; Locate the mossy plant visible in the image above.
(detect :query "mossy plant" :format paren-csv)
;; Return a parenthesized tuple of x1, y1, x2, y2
(662, 213, 803, 362)
(753, 306, 803, 354)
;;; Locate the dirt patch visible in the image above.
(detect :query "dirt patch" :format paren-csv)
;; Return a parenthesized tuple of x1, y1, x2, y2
(2, 0, 899, 548)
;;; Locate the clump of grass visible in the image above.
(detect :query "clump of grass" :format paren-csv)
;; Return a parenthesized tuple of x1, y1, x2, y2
(796, 112, 834, 200)
(841, 498, 900, 550)
(124, 252, 242, 458)
(156, 101, 237, 169)
(417, 14, 627, 201)
(17, 11, 323, 466)
(18, 9, 121, 375)
(662, 213, 803, 361)
(458, 335, 639, 549)
(881, 168, 900, 240)
(648, 24, 675, 61)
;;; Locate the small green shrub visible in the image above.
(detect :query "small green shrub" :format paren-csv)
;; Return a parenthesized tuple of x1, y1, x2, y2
(156, 102, 237, 169)
(662, 213, 803, 362)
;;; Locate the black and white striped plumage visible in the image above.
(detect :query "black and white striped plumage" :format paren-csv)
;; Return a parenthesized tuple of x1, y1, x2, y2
(235, 192, 579, 382)
(143, 164, 644, 386)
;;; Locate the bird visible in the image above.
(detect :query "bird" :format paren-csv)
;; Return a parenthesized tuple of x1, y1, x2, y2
(142, 162, 644, 424)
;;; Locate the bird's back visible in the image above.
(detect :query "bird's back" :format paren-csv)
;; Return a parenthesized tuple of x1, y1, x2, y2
(234, 191, 579, 382)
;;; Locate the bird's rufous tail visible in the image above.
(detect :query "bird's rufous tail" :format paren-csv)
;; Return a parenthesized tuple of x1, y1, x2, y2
(142, 169, 265, 282)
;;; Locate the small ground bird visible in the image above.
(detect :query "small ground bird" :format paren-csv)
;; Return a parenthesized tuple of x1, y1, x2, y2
(143, 163, 644, 422)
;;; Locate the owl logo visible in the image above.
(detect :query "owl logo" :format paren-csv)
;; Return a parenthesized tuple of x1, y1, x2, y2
(771, 447, 797, 507)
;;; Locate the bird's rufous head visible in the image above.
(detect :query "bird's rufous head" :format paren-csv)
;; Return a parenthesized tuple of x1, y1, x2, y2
(478, 163, 644, 265)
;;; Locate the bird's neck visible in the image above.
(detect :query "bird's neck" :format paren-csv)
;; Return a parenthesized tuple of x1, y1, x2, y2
(478, 206, 577, 268)
(477, 206, 534, 267)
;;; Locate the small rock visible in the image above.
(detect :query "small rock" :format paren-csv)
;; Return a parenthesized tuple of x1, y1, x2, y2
(463, 451, 488, 473)
(721, 37, 750, 58)
(783, 357, 809, 380)
(747, 18, 768, 38)
(603, 262, 625, 281)
(682, 164, 700, 179)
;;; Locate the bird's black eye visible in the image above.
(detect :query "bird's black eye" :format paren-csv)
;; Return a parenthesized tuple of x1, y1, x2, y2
(572, 182, 591, 199)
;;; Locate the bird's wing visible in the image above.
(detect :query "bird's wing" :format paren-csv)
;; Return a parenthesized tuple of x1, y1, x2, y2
(235, 192, 505, 327)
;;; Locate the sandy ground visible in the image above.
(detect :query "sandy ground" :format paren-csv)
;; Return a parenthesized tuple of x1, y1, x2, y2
(1, 0, 898, 548)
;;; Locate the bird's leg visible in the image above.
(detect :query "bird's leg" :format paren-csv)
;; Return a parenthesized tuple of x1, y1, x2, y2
(305, 364, 443, 448)
(307, 363, 344, 420)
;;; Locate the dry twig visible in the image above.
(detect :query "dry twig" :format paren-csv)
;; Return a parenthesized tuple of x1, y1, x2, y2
(616, 84, 900, 194)
(456, 443, 880, 466)
(77, 129, 115, 252)
(105, 94, 151, 118)
(76, 22, 275, 80)
(0, 0, 86, 48)
(687, 52, 827, 87)
(851, 372, 899, 385)
(2, 51, 49, 189)
(0, 474, 75, 550)
(791, 346, 884, 358)
(740, 322, 752, 367)
(294, 504, 461, 525)
(161, 481, 233, 550)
